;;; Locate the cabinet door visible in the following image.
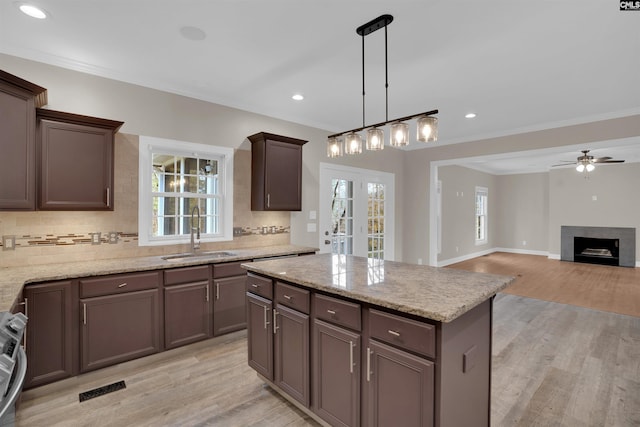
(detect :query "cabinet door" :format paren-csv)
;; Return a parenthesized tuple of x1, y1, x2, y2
(165, 281, 212, 349)
(366, 340, 434, 427)
(274, 304, 309, 407)
(246, 292, 273, 380)
(23, 281, 75, 388)
(213, 276, 247, 336)
(81, 289, 160, 372)
(39, 119, 113, 210)
(0, 82, 36, 210)
(264, 140, 302, 211)
(313, 319, 360, 427)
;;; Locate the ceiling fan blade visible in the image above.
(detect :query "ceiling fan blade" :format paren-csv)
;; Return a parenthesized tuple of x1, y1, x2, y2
(600, 160, 625, 163)
(592, 156, 612, 163)
(551, 163, 573, 167)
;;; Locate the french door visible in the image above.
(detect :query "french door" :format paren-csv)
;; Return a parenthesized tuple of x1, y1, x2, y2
(318, 163, 395, 260)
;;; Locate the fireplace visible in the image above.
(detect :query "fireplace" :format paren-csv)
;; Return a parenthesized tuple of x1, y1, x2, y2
(561, 226, 636, 268)
(574, 237, 619, 266)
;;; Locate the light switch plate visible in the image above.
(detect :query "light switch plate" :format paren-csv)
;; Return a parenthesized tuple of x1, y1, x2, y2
(91, 232, 102, 245)
(2, 236, 16, 251)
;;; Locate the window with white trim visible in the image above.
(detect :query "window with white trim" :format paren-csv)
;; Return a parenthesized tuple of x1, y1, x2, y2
(475, 186, 488, 244)
(138, 136, 234, 246)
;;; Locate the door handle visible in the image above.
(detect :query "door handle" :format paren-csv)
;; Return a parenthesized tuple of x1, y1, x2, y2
(324, 240, 331, 245)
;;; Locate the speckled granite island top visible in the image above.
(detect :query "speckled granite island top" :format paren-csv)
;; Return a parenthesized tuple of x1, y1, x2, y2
(0, 245, 317, 312)
(242, 253, 515, 323)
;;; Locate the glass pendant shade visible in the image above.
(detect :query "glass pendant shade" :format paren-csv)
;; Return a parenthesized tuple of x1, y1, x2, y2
(576, 163, 585, 172)
(327, 137, 343, 158)
(366, 128, 384, 151)
(390, 122, 409, 147)
(344, 132, 363, 155)
(417, 116, 438, 142)
(586, 163, 595, 172)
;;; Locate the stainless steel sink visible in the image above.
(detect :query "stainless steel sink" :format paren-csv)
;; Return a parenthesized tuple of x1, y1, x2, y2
(161, 251, 236, 262)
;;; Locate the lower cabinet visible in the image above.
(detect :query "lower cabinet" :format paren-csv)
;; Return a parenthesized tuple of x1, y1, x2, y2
(80, 289, 161, 372)
(24, 280, 76, 388)
(313, 319, 361, 427)
(246, 292, 273, 380)
(213, 262, 247, 336)
(164, 265, 212, 349)
(366, 340, 434, 427)
(274, 304, 310, 406)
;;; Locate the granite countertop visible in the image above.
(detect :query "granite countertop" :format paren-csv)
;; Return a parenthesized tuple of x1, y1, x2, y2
(242, 253, 514, 323)
(0, 244, 317, 312)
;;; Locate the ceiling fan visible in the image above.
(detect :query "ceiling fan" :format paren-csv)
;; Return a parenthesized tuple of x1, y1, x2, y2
(552, 149, 625, 172)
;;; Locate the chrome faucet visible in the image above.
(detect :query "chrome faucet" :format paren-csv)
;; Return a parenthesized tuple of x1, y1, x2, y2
(190, 205, 201, 253)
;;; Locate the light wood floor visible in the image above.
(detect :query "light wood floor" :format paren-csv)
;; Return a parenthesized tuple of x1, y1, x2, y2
(449, 252, 640, 318)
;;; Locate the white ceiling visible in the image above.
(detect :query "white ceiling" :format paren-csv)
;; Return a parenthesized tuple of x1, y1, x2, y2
(1, 0, 639, 174)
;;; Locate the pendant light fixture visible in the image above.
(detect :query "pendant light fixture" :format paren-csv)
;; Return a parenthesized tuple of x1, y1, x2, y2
(326, 14, 438, 157)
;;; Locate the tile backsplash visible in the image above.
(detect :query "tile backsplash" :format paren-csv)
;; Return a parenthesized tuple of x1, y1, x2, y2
(0, 134, 290, 268)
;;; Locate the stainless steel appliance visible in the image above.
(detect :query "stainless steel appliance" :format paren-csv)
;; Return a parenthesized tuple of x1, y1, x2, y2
(0, 312, 28, 426)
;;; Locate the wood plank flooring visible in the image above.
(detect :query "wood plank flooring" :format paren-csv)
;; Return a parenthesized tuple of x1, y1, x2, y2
(449, 252, 640, 318)
(16, 254, 640, 426)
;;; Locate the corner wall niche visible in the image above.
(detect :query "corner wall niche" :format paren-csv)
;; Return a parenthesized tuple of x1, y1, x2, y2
(561, 226, 636, 268)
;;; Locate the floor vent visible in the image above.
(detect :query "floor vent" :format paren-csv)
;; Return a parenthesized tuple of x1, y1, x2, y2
(79, 380, 126, 402)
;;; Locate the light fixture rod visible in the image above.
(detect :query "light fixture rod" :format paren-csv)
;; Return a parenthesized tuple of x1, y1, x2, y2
(362, 33, 365, 128)
(385, 23, 389, 122)
(327, 109, 439, 139)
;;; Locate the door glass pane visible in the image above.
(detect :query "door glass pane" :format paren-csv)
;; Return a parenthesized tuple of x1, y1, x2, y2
(368, 183, 385, 259)
(331, 179, 354, 255)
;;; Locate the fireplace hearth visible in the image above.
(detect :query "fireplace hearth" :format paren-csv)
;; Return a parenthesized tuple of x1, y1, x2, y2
(574, 237, 619, 266)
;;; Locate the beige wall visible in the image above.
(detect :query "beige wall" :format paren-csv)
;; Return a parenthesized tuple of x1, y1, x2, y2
(495, 173, 549, 252)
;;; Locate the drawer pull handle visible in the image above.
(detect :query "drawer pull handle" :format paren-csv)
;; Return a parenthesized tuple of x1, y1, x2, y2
(284, 294, 292, 300)
(252, 284, 259, 288)
(388, 330, 401, 337)
(118, 283, 128, 288)
(327, 309, 336, 315)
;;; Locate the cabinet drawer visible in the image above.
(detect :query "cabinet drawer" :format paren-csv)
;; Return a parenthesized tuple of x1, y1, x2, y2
(275, 282, 310, 314)
(80, 271, 160, 298)
(369, 309, 435, 359)
(164, 265, 210, 286)
(313, 294, 361, 331)
(246, 273, 273, 299)
(213, 261, 245, 278)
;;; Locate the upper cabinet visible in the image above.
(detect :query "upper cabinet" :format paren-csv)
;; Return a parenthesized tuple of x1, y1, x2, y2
(0, 70, 47, 210)
(37, 109, 123, 210)
(249, 132, 307, 211)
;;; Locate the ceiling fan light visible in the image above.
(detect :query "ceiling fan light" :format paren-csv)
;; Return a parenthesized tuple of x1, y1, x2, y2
(366, 128, 384, 151)
(390, 122, 409, 147)
(344, 132, 362, 155)
(576, 163, 585, 172)
(327, 137, 343, 158)
(417, 116, 438, 142)
(586, 163, 595, 172)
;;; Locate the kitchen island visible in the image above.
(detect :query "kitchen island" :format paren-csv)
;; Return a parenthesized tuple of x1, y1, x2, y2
(242, 254, 514, 427)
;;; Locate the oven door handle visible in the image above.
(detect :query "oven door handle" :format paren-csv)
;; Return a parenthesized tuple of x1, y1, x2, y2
(0, 347, 27, 418)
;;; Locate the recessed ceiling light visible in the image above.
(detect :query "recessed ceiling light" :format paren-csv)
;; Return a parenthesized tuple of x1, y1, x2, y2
(292, 94, 304, 101)
(465, 113, 477, 119)
(179, 26, 206, 41)
(19, 4, 47, 19)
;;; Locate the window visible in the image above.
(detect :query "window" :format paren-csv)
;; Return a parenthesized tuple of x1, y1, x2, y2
(138, 136, 234, 246)
(475, 187, 488, 244)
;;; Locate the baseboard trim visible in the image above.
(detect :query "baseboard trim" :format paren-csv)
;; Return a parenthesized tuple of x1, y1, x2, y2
(439, 247, 549, 267)
(494, 247, 549, 257)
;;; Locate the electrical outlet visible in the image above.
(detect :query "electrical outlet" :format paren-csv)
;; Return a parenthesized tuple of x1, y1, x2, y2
(107, 231, 118, 244)
(91, 232, 102, 245)
(233, 227, 243, 237)
(2, 236, 16, 251)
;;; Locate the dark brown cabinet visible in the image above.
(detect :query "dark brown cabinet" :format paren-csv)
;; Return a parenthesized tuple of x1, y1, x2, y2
(164, 265, 212, 349)
(0, 70, 47, 210)
(79, 272, 161, 372)
(366, 340, 434, 427)
(313, 319, 361, 427)
(213, 262, 247, 336)
(37, 109, 123, 210)
(246, 292, 273, 380)
(248, 132, 307, 211)
(23, 280, 76, 389)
